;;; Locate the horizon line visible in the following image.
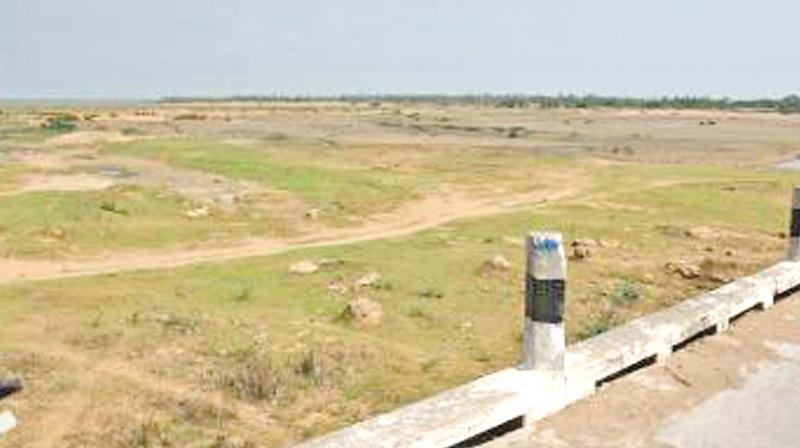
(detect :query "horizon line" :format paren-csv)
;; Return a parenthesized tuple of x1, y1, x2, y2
(2, 91, 799, 105)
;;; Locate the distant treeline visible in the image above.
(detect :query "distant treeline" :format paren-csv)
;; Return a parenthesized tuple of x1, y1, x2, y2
(161, 94, 800, 113)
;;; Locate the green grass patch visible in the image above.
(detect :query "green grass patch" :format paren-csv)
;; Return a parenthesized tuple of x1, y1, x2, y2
(106, 139, 417, 220)
(0, 186, 287, 258)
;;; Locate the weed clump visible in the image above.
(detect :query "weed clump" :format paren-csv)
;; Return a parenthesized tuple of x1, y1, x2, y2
(608, 279, 643, 306)
(121, 127, 142, 136)
(100, 201, 129, 216)
(174, 113, 207, 121)
(211, 347, 329, 403)
(227, 351, 288, 402)
(127, 418, 174, 448)
(41, 114, 78, 132)
(576, 311, 621, 341)
(230, 282, 253, 302)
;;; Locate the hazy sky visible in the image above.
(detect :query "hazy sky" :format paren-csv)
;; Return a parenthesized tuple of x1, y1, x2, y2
(1, 0, 798, 99)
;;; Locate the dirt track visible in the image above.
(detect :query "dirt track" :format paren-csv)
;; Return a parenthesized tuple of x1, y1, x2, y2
(0, 183, 586, 284)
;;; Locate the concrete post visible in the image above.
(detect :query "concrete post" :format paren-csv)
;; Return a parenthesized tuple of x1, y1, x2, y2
(789, 186, 800, 261)
(522, 232, 566, 371)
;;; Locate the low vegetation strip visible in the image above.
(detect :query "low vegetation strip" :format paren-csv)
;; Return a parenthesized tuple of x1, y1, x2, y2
(160, 94, 800, 114)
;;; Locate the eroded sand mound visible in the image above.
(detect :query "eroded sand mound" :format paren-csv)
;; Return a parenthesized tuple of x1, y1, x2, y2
(10, 174, 115, 194)
(44, 131, 141, 147)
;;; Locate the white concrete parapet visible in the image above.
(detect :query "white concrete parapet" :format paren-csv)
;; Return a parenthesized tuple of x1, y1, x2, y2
(296, 368, 564, 448)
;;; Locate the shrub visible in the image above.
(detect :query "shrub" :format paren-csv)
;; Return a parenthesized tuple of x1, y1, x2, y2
(576, 311, 619, 340)
(120, 127, 142, 136)
(608, 279, 643, 306)
(41, 115, 78, 132)
(230, 283, 252, 302)
(100, 201, 129, 216)
(174, 113, 207, 121)
(225, 351, 287, 402)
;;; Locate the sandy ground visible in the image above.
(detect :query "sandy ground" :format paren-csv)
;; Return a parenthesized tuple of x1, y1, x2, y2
(0, 148, 262, 206)
(486, 290, 800, 448)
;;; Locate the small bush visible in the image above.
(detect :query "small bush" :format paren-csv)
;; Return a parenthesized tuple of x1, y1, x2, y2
(404, 305, 427, 318)
(608, 279, 643, 306)
(264, 132, 289, 141)
(120, 127, 142, 136)
(417, 287, 444, 299)
(100, 201, 129, 216)
(576, 311, 619, 340)
(41, 115, 78, 132)
(230, 282, 252, 302)
(174, 113, 207, 121)
(294, 350, 323, 382)
(226, 351, 287, 402)
(127, 418, 174, 448)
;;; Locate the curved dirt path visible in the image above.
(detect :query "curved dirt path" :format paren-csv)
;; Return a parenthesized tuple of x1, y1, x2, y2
(0, 182, 588, 284)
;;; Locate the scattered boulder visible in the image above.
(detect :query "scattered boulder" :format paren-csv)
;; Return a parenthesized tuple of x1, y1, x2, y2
(214, 193, 239, 205)
(708, 273, 732, 284)
(327, 280, 348, 295)
(317, 258, 344, 269)
(572, 245, 592, 260)
(343, 297, 383, 325)
(573, 238, 599, 247)
(665, 261, 702, 279)
(656, 225, 686, 237)
(571, 239, 598, 260)
(289, 260, 320, 275)
(46, 227, 67, 240)
(185, 206, 210, 219)
(355, 272, 382, 289)
(484, 254, 512, 271)
(597, 239, 621, 249)
(305, 208, 322, 220)
(685, 226, 719, 240)
(699, 257, 740, 283)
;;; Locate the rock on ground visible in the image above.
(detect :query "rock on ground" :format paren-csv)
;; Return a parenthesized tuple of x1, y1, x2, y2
(305, 208, 322, 220)
(185, 206, 210, 219)
(685, 226, 720, 240)
(571, 239, 597, 259)
(289, 260, 320, 274)
(355, 272, 382, 288)
(484, 254, 512, 271)
(665, 261, 702, 279)
(343, 297, 383, 325)
(317, 258, 344, 269)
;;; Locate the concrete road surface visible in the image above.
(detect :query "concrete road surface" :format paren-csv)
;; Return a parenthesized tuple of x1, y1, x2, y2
(486, 291, 800, 448)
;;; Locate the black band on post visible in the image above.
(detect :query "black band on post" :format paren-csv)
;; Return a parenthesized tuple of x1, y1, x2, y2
(526, 277, 565, 324)
(0, 379, 22, 401)
(791, 209, 800, 238)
